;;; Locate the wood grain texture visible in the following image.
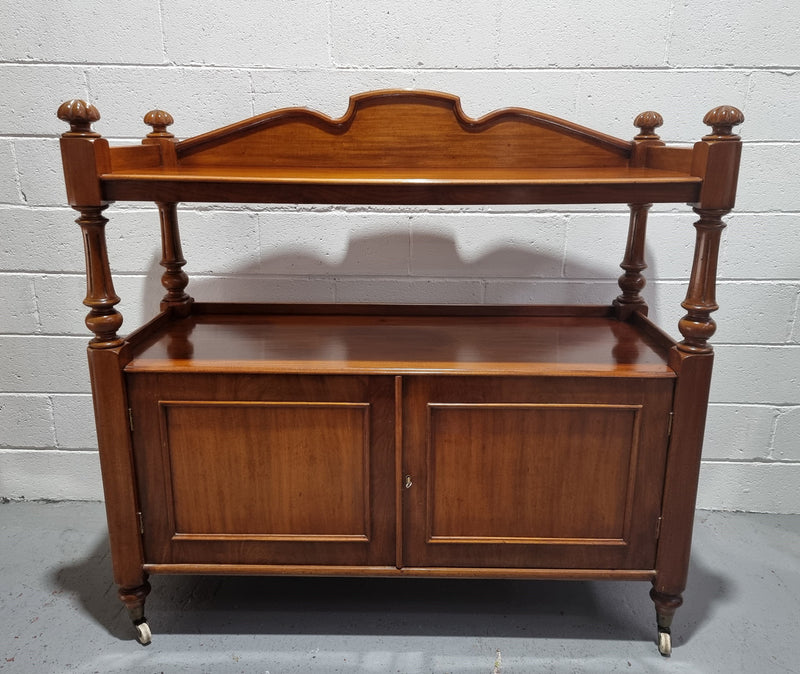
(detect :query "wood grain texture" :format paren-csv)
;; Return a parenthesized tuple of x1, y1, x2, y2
(127, 374, 396, 567)
(100, 166, 701, 205)
(124, 309, 676, 377)
(402, 376, 673, 570)
(176, 90, 633, 166)
(143, 563, 656, 581)
(160, 401, 370, 538)
(425, 403, 642, 541)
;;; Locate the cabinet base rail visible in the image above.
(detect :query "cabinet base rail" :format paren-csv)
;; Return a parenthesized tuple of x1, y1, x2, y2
(142, 564, 656, 580)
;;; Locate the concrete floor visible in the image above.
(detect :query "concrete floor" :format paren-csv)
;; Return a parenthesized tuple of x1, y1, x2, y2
(0, 503, 798, 674)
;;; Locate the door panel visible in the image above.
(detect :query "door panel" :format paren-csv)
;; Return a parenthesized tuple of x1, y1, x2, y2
(161, 401, 370, 540)
(427, 403, 639, 542)
(403, 376, 672, 569)
(127, 373, 395, 567)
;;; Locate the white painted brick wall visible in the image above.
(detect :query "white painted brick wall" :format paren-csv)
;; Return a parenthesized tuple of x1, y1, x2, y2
(1, 0, 797, 512)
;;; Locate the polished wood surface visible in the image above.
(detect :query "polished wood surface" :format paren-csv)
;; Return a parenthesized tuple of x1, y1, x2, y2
(128, 374, 396, 567)
(75, 206, 124, 348)
(101, 165, 702, 206)
(176, 90, 631, 167)
(160, 402, 370, 537)
(143, 564, 656, 581)
(56, 90, 744, 652)
(125, 309, 675, 377)
(614, 204, 651, 319)
(155, 201, 192, 313)
(402, 376, 672, 570)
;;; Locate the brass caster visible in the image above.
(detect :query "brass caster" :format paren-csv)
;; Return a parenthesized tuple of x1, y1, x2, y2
(134, 620, 152, 646)
(657, 627, 672, 657)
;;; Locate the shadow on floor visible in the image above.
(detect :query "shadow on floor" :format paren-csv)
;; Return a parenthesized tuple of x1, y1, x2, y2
(49, 534, 730, 647)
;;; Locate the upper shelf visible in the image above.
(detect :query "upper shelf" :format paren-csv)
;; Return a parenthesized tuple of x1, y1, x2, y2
(57, 90, 744, 208)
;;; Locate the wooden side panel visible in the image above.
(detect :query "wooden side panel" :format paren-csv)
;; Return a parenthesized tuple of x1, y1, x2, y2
(109, 144, 162, 172)
(87, 346, 147, 590)
(403, 376, 673, 570)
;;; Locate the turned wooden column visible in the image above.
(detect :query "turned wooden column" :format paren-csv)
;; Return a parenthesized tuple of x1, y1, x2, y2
(677, 208, 726, 353)
(613, 111, 664, 319)
(59, 100, 150, 635)
(613, 203, 651, 319)
(156, 201, 193, 314)
(77, 206, 124, 347)
(141, 109, 192, 314)
(677, 105, 745, 354)
(58, 100, 123, 348)
(652, 105, 743, 654)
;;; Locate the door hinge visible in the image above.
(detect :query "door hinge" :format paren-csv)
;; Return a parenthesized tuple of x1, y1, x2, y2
(137, 511, 144, 535)
(655, 516, 662, 539)
(667, 411, 674, 437)
(128, 408, 134, 432)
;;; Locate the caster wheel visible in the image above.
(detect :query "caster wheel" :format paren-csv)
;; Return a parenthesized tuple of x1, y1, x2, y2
(135, 620, 152, 646)
(657, 628, 672, 657)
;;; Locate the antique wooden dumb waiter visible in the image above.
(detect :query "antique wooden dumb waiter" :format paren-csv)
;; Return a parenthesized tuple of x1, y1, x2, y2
(57, 90, 743, 655)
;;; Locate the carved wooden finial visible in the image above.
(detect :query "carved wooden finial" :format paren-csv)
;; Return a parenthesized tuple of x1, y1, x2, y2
(57, 99, 101, 137)
(144, 109, 175, 138)
(634, 111, 664, 140)
(703, 106, 744, 140)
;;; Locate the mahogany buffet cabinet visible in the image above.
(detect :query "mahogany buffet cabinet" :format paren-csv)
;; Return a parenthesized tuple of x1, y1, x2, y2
(57, 90, 743, 655)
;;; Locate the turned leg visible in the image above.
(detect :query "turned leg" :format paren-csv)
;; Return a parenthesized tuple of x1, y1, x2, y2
(119, 579, 152, 645)
(650, 587, 683, 657)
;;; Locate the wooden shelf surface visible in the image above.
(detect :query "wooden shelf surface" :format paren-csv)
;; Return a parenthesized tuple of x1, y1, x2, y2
(125, 306, 676, 377)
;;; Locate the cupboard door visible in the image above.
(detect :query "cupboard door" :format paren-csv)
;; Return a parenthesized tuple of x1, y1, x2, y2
(402, 376, 673, 570)
(127, 374, 396, 567)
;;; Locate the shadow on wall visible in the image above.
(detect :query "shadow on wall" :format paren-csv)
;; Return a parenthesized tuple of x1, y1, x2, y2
(140, 222, 662, 322)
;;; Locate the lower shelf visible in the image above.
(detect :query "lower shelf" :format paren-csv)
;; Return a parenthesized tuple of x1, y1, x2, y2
(125, 302, 677, 377)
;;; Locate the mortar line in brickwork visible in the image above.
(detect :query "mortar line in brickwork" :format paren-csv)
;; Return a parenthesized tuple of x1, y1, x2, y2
(787, 290, 800, 341)
(663, 0, 677, 66)
(710, 402, 792, 409)
(272, 64, 798, 73)
(6, 133, 787, 145)
(712, 343, 800, 349)
(326, 0, 334, 68)
(30, 276, 43, 333)
(3, 61, 797, 73)
(157, 0, 169, 64)
(700, 458, 800, 465)
(153, 275, 800, 284)
(766, 408, 785, 460)
(0, 447, 98, 454)
(7, 142, 25, 203)
(81, 69, 93, 105)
